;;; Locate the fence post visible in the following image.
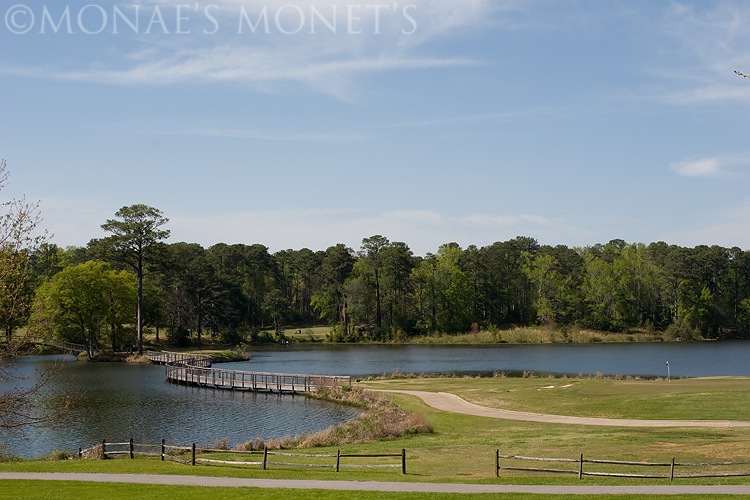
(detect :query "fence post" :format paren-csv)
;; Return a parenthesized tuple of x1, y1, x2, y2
(336, 449, 341, 472)
(495, 449, 500, 478)
(102, 439, 107, 457)
(78, 447, 82, 458)
(263, 448, 268, 470)
(161, 439, 165, 461)
(578, 453, 583, 480)
(402, 449, 407, 475)
(191, 443, 196, 466)
(129, 438, 134, 459)
(670, 457, 675, 481)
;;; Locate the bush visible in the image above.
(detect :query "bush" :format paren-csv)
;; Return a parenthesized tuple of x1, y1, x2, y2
(665, 320, 702, 341)
(46, 449, 73, 461)
(234, 386, 432, 451)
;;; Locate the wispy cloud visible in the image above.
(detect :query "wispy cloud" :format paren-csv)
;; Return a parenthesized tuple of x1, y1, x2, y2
(376, 108, 559, 129)
(670, 154, 750, 177)
(167, 126, 366, 142)
(660, 2, 750, 104)
(3, 1, 493, 98)
(670, 157, 722, 177)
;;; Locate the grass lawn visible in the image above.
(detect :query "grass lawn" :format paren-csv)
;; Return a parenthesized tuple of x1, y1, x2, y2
(1, 481, 733, 500)
(361, 376, 750, 420)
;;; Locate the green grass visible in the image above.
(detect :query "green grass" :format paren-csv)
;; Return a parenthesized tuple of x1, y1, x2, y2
(2, 481, 734, 500)
(361, 376, 750, 420)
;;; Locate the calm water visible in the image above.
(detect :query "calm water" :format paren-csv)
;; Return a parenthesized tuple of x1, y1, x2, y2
(2, 356, 360, 459)
(225, 340, 750, 378)
(4, 341, 750, 458)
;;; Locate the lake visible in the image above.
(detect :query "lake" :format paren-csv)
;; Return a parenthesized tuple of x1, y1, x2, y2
(222, 340, 750, 378)
(3, 340, 749, 458)
(1, 355, 360, 459)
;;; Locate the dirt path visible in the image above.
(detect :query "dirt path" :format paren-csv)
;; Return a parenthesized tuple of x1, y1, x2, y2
(378, 390, 750, 427)
(2, 472, 750, 495)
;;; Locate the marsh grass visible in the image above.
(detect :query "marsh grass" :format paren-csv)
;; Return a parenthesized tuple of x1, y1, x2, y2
(408, 326, 664, 344)
(234, 386, 432, 451)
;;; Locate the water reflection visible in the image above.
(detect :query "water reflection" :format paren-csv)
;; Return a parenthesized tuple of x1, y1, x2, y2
(1, 356, 360, 458)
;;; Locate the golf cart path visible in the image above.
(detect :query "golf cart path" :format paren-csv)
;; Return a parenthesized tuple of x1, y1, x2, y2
(377, 390, 750, 427)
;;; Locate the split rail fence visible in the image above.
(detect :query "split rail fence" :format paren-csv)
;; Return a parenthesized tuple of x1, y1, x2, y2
(82, 439, 406, 474)
(496, 450, 750, 480)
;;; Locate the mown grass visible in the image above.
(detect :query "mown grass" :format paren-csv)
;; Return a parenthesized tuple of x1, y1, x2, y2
(1, 481, 733, 500)
(361, 375, 750, 420)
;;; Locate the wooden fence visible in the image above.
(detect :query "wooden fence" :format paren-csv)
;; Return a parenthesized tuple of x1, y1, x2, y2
(164, 364, 352, 394)
(496, 450, 750, 480)
(83, 439, 405, 474)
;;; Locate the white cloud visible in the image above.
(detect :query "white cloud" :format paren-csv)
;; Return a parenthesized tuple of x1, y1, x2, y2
(670, 154, 750, 177)
(670, 157, 722, 177)
(3, 1, 492, 98)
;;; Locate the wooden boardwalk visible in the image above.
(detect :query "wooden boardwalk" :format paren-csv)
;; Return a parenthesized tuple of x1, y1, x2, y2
(147, 351, 350, 394)
(144, 351, 212, 368)
(31, 338, 88, 355)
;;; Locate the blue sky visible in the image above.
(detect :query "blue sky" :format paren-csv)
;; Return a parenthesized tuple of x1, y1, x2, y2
(2, 0, 750, 256)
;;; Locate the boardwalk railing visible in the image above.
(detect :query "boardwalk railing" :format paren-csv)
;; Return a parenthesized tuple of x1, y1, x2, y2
(83, 439, 406, 474)
(145, 350, 351, 394)
(164, 363, 351, 394)
(29, 338, 88, 355)
(144, 350, 212, 368)
(496, 450, 750, 480)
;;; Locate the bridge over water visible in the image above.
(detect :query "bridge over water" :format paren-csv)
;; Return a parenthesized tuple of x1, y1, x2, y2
(145, 351, 351, 395)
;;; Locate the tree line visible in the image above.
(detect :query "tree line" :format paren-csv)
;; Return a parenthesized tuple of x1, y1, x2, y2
(6, 204, 750, 352)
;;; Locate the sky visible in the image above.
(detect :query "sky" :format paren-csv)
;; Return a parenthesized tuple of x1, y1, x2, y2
(2, 0, 750, 256)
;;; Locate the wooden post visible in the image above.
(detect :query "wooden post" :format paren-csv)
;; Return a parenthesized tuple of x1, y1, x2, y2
(336, 449, 341, 472)
(670, 457, 675, 481)
(191, 443, 196, 466)
(263, 448, 268, 470)
(161, 439, 165, 461)
(578, 453, 583, 480)
(78, 447, 82, 458)
(102, 439, 107, 457)
(129, 438, 134, 459)
(402, 449, 407, 475)
(495, 449, 500, 478)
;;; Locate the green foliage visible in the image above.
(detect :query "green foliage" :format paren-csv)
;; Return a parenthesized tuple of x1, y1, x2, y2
(29, 261, 137, 353)
(17, 222, 750, 343)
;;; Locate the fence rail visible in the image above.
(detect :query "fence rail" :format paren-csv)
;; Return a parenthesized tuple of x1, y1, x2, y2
(82, 439, 405, 474)
(496, 450, 750, 480)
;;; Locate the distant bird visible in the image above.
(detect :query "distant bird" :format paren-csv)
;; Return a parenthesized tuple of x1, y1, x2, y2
(735, 70, 750, 78)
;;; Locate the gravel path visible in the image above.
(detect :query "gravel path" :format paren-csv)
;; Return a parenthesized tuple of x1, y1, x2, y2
(2, 473, 750, 495)
(378, 390, 750, 427)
